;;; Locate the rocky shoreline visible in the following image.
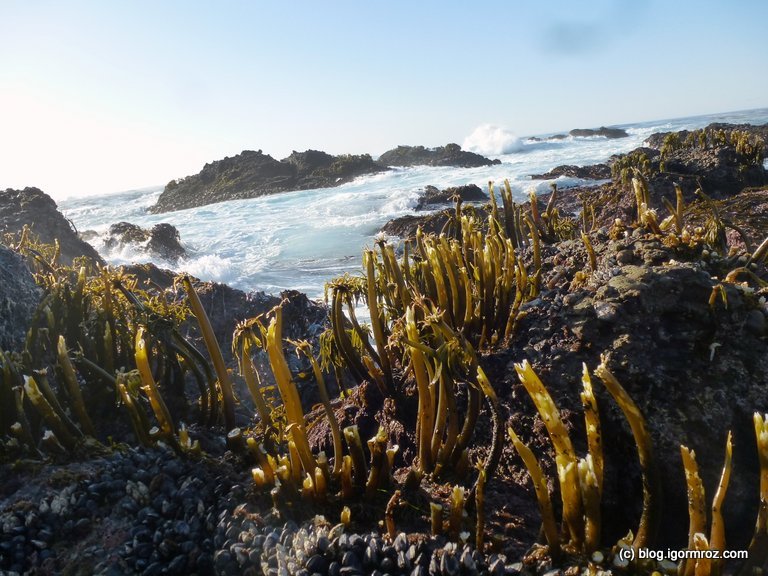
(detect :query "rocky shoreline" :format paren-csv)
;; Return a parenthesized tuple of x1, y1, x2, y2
(1, 122, 768, 576)
(149, 124, 631, 214)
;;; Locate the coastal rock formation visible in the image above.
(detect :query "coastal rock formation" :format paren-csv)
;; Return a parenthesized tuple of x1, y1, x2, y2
(124, 263, 327, 363)
(645, 122, 768, 154)
(150, 149, 387, 213)
(414, 183, 487, 210)
(0, 187, 104, 265)
(2, 122, 768, 574)
(569, 126, 629, 139)
(0, 245, 41, 351)
(378, 143, 501, 168)
(103, 222, 187, 262)
(529, 163, 611, 180)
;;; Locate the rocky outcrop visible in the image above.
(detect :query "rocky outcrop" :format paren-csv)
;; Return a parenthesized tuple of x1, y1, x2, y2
(378, 143, 501, 168)
(103, 222, 187, 262)
(486, 231, 768, 546)
(414, 184, 487, 210)
(0, 245, 41, 351)
(529, 163, 611, 180)
(0, 188, 104, 265)
(645, 122, 768, 153)
(150, 150, 387, 213)
(569, 126, 629, 139)
(124, 264, 327, 363)
(557, 125, 768, 230)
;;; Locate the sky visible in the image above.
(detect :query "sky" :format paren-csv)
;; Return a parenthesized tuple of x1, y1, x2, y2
(1, 1, 766, 199)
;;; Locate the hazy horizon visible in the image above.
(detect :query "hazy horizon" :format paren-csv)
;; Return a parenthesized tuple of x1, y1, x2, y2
(2, 1, 767, 200)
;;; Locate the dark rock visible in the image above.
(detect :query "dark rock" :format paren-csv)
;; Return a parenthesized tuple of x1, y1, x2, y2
(380, 213, 450, 239)
(567, 125, 768, 231)
(645, 122, 768, 154)
(103, 222, 187, 262)
(0, 187, 103, 265)
(380, 203, 490, 239)
(378, 143, 501, 168)
(150, 149, 387, 213)
(569, 126, 628, 139)
(529, 164, 611, 181)
(746, 309, 766, 336)
(0, 245, 41, 351)
(414, 184, 487, 210)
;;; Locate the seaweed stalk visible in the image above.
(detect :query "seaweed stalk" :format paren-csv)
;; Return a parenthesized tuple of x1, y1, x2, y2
(710, 432, 732, 575)
(182, 276, 236, 432)
(580, 365, 603, 496)
(57, 335, 96, 437)
(680, 446, 707, 576)
(135, 327, 179, 450)
(23, 375, 78, 450)
(508, 425, 561, 560)
(595, 356, 660, 549)
(515, 360, 584, 548)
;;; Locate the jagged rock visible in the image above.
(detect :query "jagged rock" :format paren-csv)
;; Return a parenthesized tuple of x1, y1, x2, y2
(569, 126, 628, 139)
(414, 184, 487, 210)
(378, 143, 501, 168)
(645, 122, 768, 154)
(0, 245, 41, 351)
(150, 149, 387, 213)
(561, 124, 768, 229)
(0, 187, 104, 265)
(103, 222, 187, 262)
(124, 264, 326, 360)
(529, 164, 611, 181)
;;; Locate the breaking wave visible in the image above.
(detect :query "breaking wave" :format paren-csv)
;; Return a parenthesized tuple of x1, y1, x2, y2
(463, 124, 524, 156)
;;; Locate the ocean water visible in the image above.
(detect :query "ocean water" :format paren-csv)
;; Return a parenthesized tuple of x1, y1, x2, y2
(60, 108, 768, 301)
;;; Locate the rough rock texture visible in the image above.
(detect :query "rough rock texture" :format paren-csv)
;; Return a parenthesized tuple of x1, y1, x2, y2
(378, 143, 501, 168)
(123, 263, 330, 410)
(104, 222, 187, 262)
(564, 127, 768, 230)
(645, 122, 768, 154)
(487, 231, 768, 548)
(124, 264, 327, 363)
(150, 150, 387, 213)
(0, 245, 41, 351)
(529, 163, 611, 181)
(0, 188, 104, 265)
(414, 184, 487, 210)
(569, 126, 629, 139)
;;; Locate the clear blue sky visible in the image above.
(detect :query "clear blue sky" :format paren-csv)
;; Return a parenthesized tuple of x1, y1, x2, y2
(1, 0, 766, 199)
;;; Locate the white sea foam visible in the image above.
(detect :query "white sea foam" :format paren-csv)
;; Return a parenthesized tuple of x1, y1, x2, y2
(60, 109, 768, 300)
(463, 124, 523, 156)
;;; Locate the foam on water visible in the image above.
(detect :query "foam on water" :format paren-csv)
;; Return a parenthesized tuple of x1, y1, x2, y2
(61, 109, 768, 300)
(463, 124, 523, 155)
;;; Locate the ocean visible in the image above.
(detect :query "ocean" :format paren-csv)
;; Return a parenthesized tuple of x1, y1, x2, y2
(60, 108, 768, 301)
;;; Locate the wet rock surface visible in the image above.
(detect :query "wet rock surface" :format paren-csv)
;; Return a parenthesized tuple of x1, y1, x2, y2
(378, 144, 501, 168)
(104, 222, 188, 262)
(529, 164, 611, 181)
(414, 184, 487, 210)
(150, 149, 388, 213)
(0, 187, 103, 265)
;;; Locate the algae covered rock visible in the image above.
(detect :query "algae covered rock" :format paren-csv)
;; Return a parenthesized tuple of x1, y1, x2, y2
(150, 149, 387, 213)
(414, 183, 487, 210)
(378, 143, 501, 168)
(103, 222, 187, 262)
(0, 187, 104, 265)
